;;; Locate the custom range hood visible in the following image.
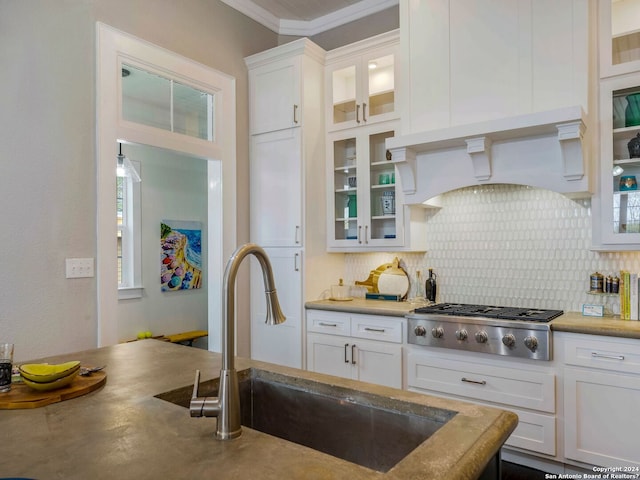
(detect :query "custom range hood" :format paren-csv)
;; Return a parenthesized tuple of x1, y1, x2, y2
(386, 106, 590, 204)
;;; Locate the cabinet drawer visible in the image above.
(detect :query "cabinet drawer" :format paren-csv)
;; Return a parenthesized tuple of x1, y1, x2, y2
(306, 310, 350, 336)
(563, 335, 640, 375)
(407, 351, 555, 413)
(351, 314, 403, 343)
(409, 387, 556, 456)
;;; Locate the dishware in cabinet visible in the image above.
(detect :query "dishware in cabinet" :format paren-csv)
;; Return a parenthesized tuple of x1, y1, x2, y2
(325, 30, 399, 132)
(327, 122, 405, 251)
(595, 74, 640, 248)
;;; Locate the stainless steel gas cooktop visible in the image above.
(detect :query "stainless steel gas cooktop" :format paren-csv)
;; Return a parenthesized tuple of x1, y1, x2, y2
(407, 303, 563, 360)
(413, 303, 564, 322)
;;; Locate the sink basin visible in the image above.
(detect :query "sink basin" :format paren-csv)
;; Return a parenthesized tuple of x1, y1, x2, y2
(155, 368, 456, 473)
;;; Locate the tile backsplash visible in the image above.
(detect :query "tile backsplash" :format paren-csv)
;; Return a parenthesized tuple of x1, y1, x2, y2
(344, 184, 640, 315)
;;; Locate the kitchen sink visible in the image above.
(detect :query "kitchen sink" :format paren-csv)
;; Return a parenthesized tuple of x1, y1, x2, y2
(155, 368, 456, 473)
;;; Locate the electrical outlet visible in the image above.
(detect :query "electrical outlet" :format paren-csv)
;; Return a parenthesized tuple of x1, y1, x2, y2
(65, 258, 94, 278)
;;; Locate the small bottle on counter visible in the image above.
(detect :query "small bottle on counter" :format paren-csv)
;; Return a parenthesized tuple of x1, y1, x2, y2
(590, 272, 604, 293)
(426, 268, 437, 303)
(414, 270, 425, 300)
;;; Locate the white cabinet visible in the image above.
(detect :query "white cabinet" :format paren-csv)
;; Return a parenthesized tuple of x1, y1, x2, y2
(247, 44, 320, 135)
(250, 248, 302, 368)
(594, 74, 640, 249)
(326, 121, 426, 252)
(593, 1, 640, 250)
(559, 332, 640, 468)
(246, 39, 335, 369)
(250, 129, 302, 247)
(406, 347, 557, 457)
(325, 30, 399, 132)
(599, 0, 640, 78)
(399, 1, 590, 134)
(306, 310, 403, 389)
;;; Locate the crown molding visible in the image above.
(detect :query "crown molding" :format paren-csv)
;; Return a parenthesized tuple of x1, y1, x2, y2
(221, 0, 398, 36)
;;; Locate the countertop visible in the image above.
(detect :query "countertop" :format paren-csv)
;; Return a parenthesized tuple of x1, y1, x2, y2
(0, 340, 517, 480)
(305, 299, 640, 340)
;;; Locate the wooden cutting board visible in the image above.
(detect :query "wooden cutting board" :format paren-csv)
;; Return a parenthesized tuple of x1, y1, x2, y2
(0, 370, 107, 409)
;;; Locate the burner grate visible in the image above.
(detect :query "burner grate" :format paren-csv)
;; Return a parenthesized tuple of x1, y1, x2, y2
(413, 303, 563, 322)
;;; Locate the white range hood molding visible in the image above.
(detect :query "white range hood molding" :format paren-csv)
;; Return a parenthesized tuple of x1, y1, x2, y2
(386, 106, 590, 204)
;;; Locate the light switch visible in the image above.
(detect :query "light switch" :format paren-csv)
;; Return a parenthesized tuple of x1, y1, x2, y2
(65, 258, 94, 278)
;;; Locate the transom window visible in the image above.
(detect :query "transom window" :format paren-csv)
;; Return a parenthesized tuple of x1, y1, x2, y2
(121, 64, 216, 141)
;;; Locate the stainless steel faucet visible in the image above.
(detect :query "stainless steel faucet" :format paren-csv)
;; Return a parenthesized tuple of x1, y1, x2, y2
(189, 243, 286, 439)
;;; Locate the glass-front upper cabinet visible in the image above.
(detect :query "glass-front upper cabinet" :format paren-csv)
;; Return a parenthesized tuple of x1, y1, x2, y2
(327, 122, 403, 251)
(600, 0, 640, 77)
(598, 74, 640, 247)
(325, 30, 399, 132)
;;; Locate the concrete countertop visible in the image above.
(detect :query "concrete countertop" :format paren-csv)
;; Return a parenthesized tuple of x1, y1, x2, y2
(305, 300, 640, 340)
(0, 340, 517, 480)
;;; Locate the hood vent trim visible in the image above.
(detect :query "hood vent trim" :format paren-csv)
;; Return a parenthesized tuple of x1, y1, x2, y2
(386, 106, 589, 203)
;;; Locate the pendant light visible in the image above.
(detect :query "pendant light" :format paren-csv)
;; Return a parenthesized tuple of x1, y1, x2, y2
(117, 143, 141, 183)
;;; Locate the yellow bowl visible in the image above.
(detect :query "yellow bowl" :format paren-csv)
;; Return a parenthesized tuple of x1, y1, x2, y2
(19, 361, 81, 383)
(21, 367, 80, 391)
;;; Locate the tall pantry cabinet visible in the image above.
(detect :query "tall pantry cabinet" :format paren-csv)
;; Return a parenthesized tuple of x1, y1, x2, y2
(245, 39, 340, 369)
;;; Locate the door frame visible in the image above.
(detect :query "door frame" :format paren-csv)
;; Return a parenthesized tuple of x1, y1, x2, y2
(96, 23, 236, 351)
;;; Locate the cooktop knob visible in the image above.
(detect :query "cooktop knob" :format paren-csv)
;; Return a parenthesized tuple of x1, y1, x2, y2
(475, 331, 488, 343)
(414, 325, 427, 337)
(524, 335, 538, 351)
(431, 326, 444, 339)
(455, 329, 468, 341)
(502, 334, 516, 348)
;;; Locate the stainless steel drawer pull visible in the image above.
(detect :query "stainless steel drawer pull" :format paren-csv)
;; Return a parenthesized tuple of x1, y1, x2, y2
(591, 352, 625, 361)
(461, 377, 487, 386)
(364, 327, 386, 333)
(319, 322, 338, 327)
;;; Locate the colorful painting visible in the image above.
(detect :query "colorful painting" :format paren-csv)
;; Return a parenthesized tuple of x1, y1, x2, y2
(160, 220, 203, 291)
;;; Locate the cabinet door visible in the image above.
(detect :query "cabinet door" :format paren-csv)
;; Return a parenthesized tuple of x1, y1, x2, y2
(250, 129, 302, 247)
(327, 123, 403, 250)
(249, 56, 301, 134)
(325, 34, 398, 132)
(250, 248, 302, 368)
(564, 367, 640, 467)
(361, 47, 397, 126)
(600, 0, 640, 78)
(595, 75, 640, 248)
(306, 332, 352, 379)
(352, 339, 402, 389)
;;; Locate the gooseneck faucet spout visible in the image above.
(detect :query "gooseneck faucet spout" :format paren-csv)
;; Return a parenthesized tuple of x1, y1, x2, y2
(189, 244, 286, 439)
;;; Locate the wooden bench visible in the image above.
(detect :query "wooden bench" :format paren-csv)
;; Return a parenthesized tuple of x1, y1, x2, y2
(161, 330, 208, 347)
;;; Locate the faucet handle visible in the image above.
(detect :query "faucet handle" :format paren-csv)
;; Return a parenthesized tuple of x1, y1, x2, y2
(191, 369, 201, 399)
(190, 369, 205, 417)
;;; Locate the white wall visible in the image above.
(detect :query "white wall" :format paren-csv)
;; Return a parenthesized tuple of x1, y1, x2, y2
(117, 144, 208, 346)
(0, 0, 279, 362)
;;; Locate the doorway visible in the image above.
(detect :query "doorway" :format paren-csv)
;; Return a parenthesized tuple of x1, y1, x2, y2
(97, 23, 235, 351)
